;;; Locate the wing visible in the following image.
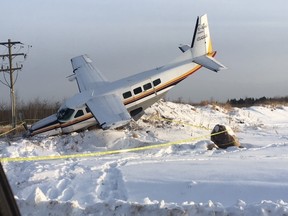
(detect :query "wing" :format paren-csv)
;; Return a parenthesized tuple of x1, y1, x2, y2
(86, 93, 132, 129)
(71, 55, 108, 92)
(70, 55, 131, 129)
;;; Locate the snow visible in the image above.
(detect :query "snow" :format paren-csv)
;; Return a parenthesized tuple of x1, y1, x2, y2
(1, 100, 288, 215)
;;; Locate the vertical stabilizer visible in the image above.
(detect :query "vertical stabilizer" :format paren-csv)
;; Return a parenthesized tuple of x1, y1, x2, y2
(190, 14, 226, 72)
(191, 14, 213, 57)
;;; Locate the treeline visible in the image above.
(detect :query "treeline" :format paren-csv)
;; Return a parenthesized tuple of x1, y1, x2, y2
(0, 98, 60, 125)
(172, 96, 288, 107)
(227, 96, 288, 107)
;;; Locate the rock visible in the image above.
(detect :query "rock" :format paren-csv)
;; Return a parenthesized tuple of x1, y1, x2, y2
(211, 124, 241, 149)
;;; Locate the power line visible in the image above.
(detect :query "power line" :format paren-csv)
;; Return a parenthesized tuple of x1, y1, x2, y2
(0, 39, 30, 128)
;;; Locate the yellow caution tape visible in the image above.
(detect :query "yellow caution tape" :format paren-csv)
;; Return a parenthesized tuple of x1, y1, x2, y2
(0, 122, 25, 137)
(0, 130, 226, 163)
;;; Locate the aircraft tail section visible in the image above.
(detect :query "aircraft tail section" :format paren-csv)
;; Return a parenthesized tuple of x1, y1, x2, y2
(191, 14, 213, 57)
(192, 14, 226, 72)
(179, 14, 227, 72)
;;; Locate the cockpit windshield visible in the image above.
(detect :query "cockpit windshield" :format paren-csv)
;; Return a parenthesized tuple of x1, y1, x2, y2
(57, 108, 75, 121)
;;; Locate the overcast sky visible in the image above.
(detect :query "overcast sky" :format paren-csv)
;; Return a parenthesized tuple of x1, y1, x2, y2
(1, 0, 288, 104)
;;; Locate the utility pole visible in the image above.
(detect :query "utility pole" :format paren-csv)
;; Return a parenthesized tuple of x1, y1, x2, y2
(0, 39, 28, 128)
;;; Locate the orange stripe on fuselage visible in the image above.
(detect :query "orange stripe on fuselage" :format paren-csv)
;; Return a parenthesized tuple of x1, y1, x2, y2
(31, 123, 61, 136)
(124, 65, 203, 105)
(123, 51, 216, 106)
(32, 113, 94, 136)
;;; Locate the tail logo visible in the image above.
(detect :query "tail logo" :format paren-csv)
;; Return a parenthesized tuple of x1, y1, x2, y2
(197, 34, 208, 41)
(197, 23, 207, 31)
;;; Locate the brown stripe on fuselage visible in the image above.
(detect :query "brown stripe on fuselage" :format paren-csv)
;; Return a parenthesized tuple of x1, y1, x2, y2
(124, 64, 202, 106)
(31, 123, 61, 136)
(60, 113, 94, 128)
(123, 51, 216, 106)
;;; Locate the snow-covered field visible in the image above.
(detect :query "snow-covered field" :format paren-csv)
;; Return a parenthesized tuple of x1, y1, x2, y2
(1, 100, 288, 215)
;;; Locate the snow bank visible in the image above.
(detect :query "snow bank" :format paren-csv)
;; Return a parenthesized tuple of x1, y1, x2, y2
(17, 198, 288, 216)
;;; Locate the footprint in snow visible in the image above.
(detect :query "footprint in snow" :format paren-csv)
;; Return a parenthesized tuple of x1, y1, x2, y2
(56, 178, 71, 191)
(58, 186, 74, 201)
(95, 162, 128, 201)
(47, 187, 59, 199)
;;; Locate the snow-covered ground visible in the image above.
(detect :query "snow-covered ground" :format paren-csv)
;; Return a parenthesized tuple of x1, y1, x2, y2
(1, 100, 288, 215)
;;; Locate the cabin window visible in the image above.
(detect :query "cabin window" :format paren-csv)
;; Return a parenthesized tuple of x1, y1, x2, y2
(153, 78, 161, 87)
(57, 108, 75, 121)
(74, 110, 84, 118)
(133, 87, 142, 95)
(123, 91, 132, 99)
(143, 82, 152, 91)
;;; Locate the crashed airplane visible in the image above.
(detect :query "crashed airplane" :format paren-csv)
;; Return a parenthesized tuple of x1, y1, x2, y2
(27, 14, 226, 137)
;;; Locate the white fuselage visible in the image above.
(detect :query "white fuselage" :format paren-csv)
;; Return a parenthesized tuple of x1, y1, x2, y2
(29, 55, 204, 137)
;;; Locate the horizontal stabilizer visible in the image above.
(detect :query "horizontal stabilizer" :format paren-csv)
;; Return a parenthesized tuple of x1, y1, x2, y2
(178, 44, 190, 53)
(193, 55, 227, 72)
